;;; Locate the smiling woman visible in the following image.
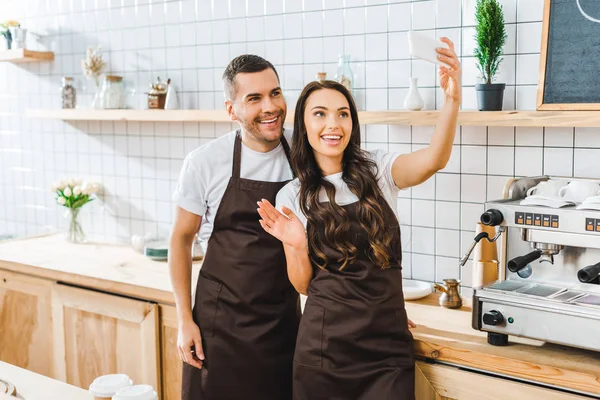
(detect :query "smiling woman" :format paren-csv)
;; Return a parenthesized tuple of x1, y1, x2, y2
(256, 37, 460, 398)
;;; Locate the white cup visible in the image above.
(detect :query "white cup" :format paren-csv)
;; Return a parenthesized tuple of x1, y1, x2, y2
(112, 385, 158, 400)
(89, 374, 133, 400)
(526, 180, 568, 197)
(558, 181, 600, 202)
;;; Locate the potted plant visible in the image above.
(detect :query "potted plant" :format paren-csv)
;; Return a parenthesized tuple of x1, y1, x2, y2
(0, 20, 20, 50)
(474, 0, 507, 111)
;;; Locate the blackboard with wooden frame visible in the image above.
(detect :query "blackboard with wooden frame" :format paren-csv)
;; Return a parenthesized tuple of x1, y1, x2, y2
(537, 0, 600, 110)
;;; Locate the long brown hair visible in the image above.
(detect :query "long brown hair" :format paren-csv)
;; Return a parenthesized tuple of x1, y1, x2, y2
(291, 80, 397, 270)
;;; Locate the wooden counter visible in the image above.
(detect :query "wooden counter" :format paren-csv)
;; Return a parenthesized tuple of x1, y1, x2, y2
(0, 361, 92, 399)
(0, 234, 201, 304)
(406, 293, 600, 397)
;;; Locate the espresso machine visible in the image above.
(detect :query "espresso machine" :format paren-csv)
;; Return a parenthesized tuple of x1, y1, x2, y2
(470, 176, 600, 351)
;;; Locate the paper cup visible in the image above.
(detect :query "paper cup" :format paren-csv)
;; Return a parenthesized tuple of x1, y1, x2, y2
(112, 385, 158, 400)
(89, 374, 133, 399)
(473, 260, 499, 288)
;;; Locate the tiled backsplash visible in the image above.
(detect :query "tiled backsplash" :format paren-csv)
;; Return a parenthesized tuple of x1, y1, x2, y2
(1, 0, 600, 287)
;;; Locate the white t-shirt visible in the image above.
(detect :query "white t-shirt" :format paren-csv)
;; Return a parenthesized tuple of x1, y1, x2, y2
(275, 150, 401, 228)
(173, 129, 293, 241)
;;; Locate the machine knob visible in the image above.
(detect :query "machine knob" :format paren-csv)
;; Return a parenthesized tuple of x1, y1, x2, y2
(483, 310, 504, 326)
(480, 209, 503, 226)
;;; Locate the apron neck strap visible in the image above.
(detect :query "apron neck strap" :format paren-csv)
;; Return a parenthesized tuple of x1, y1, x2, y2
(233, 129, 243, 178)
(232, 129, 293, 178)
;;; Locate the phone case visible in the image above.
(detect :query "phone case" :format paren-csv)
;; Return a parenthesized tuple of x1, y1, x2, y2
(407, 31, 451, 68)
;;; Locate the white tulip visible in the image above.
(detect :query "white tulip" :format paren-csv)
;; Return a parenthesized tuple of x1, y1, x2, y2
(81, 183, 90, 195)
(57, 197, 66, 205)
(75, 178, 83, 186)
(73, 186, 82, 195)
(68, 178, 77, 187)
(57, 179, 67, 190)
(63, 187, 72, 197)
(90, 183, 101, 194)
(50, 183, 58, 192)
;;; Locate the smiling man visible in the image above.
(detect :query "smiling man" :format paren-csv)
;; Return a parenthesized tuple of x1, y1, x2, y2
(170, 55, 300, 400)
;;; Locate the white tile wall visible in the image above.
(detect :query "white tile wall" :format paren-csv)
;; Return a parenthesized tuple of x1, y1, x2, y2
(1, 0, 596, 289)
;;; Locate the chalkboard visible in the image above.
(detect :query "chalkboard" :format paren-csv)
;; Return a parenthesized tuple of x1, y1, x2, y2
(538, 0, 600, 110)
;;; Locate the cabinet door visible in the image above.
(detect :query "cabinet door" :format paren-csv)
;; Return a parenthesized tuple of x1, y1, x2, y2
(0, 269, 54, 378)
(416, 361, 589, 400)
(159, 304, 182, 400)
(51, 283, 159, 392)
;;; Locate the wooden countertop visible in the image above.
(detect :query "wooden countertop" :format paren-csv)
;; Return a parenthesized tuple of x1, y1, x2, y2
(406, 293, 600, 397)
(0, 234, 201, 304)
(0, 361, 92, 399)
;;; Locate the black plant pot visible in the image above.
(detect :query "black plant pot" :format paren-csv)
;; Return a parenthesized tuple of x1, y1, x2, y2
(475, 83, 505, 111)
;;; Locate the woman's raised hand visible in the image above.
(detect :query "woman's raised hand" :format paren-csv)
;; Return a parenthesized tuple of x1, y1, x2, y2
(258, 199, 308, 250)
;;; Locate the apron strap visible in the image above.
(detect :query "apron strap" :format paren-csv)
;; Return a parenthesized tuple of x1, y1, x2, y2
(232, 129, 243, 178)
(280, 130, 293, 173)
(232, 129, 292, 178)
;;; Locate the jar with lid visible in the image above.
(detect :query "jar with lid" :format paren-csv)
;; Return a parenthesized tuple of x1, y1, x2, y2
(99, 75, 125, 109)
(334, 54, 353, 93)
(61, 77, 76, 109)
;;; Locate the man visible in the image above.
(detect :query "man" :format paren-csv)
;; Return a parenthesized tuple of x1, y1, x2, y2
(170, 55, 300, 400)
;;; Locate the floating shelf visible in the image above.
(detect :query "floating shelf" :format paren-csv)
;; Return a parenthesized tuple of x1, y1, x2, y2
(26, 109, 233, 122)
(25, 109, 600, 127)
(0, 49, 54, 63)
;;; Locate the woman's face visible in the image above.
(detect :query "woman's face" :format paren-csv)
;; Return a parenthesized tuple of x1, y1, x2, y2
(303, 88, 353, 164)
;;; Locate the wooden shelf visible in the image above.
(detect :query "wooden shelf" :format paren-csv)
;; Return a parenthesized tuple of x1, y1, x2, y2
(25, 108, 600, 127)
(26, 109, 234, 122)
(0, 49, 54, 63)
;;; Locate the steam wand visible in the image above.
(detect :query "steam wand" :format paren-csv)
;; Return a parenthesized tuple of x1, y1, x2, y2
(459, 227, 506, 267)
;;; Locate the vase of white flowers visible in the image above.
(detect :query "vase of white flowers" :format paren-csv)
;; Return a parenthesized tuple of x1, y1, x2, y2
(51, 178, 101, 243)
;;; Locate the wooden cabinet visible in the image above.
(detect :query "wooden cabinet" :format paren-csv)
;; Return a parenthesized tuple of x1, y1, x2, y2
(159, 305, 182, 400)
(0, 269, 55, 378)
(51, 283, 160, 392)
(414, 361, 589, 400)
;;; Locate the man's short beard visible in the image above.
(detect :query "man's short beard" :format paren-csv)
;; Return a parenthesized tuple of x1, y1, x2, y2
(240, 117, 283, 144)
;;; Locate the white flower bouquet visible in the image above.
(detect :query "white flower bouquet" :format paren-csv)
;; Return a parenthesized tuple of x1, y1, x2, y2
(51, 178, 101, 242)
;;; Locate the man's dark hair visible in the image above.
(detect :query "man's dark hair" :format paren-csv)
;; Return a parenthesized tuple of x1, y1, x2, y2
(222, 54, 280, 100)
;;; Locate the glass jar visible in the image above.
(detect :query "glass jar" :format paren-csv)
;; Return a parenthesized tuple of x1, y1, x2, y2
(99, 75, 125, 109)
(61, 77, 76, 109)
(334, 54, 353, 93)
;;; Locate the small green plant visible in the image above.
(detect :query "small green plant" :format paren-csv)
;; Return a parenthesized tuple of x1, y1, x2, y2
(0, 20, 19, 40)
(474, 0, 507, 84)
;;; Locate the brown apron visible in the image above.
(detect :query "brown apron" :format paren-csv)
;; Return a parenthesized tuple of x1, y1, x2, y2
(293, 201, 415, 400)
(182, 131, 300, 400)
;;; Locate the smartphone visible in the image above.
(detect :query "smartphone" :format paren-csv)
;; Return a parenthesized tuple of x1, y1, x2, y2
(407, 31, 451, 68)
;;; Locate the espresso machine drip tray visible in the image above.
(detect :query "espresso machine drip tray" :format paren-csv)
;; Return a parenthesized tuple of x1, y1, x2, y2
(576, 294, 600, 307)
(486, 280, 527, 292)
(516, 284, 565, 298)
(550, 290, 586, 302)
(486, 280, 565, 298)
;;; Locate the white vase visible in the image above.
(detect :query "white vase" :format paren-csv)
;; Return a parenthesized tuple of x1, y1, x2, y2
(165, 83, 179, 110)
(404, 77, 424, 111)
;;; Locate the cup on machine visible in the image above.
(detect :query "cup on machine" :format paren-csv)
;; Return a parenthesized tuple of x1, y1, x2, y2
(558, 180, 600, 203)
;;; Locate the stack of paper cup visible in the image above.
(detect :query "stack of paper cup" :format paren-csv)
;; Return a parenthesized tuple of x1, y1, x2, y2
(89, 374, 133, 400)
(472, 222, 499, 287)
(112, 384, 159, 400)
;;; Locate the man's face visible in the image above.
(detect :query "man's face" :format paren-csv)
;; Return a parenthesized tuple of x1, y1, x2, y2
(226, 68, 287, 144)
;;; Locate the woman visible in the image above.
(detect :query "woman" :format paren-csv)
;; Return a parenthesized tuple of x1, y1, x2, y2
(257, 38, 461, 400)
